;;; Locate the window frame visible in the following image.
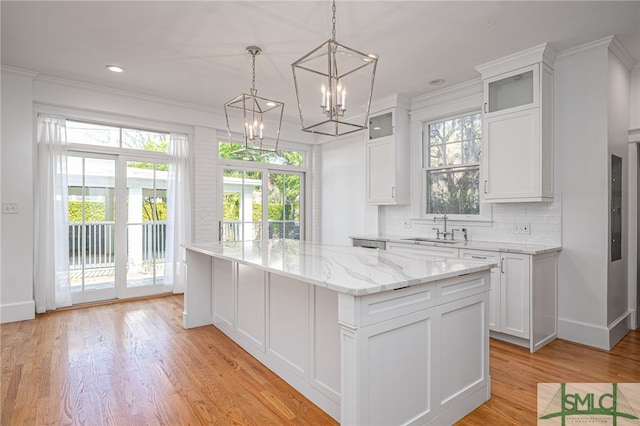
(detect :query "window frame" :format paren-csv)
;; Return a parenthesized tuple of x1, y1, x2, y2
(217, 139, 309, 242)
(421, 110, 490, 222)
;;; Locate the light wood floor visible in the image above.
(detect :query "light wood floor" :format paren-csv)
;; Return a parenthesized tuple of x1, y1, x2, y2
(1, 295, 638, 425)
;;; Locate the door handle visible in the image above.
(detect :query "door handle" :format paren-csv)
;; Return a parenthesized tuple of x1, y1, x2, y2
(484, 102, 488, 114)
(484, 180, 488, 194)
(500, 258, 505, 274)
(392, 186, 395, 198)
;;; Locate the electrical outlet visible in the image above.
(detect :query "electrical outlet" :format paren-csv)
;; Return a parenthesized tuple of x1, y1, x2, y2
(2, 202, 18, 214)
(513, 222, 530, 235)
(404, 218, 411, 229)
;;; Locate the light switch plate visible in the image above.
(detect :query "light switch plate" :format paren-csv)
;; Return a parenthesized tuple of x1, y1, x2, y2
(2, 202, 18, 214)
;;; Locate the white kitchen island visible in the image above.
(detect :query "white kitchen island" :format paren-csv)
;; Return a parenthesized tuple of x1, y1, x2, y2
(183, 239, 494, 425)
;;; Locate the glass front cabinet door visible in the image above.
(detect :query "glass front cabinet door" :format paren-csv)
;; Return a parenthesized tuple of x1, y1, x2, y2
(485, 66, 539, 116)
(476, 43, 556, 203)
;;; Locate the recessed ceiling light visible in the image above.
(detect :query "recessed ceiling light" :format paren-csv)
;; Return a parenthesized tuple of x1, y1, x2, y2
(429, 78, 445, 86)
(266, 101, 276, 107)
(106, 65, 125, 73)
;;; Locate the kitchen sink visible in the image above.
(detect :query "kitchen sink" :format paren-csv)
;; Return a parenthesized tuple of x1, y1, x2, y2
(401, 237, 458, 244)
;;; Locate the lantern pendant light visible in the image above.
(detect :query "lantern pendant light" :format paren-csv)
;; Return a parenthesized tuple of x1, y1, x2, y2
(291, 0, 378, 137)
(224, 46, 284, 152)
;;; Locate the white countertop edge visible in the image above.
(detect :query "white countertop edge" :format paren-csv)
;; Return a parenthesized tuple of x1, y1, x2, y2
(350, 234, 562, 255)
(184, 242, 496, 296)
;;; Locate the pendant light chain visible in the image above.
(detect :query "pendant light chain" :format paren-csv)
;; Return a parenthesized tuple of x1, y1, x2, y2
(251, 51, 257, 92)
(331, 0, 336, 41)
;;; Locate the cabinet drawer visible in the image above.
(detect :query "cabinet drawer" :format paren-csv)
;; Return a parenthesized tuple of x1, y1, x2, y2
(387, 243, 458, 258)
(459, 249, 500, 263)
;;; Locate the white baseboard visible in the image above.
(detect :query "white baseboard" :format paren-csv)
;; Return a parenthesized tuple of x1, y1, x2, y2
(558, 312, 631, 350)
(0, 300, 35, 324)
(558, 317, 610, 349)
(609, 311, 631, 349)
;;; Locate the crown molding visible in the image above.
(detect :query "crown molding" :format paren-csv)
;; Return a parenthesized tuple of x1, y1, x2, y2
(609, 36, 636, 72)
(33, 73, 226, 116)
(1, 65, 39, 79)
(556, 35, 636, 72)
(556, 35, 613, 60)
(370, 93, 411, 113)
(475, 43, 557, 78)
(410, 78, 482, 114)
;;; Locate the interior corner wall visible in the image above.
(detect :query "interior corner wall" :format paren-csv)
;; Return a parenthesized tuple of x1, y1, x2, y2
(606, 51, 630, 335)
(319, 134, 377, 245)
(630, 66, 640, 130)
(555, 42, 610, 348)
(1, 70, 36, 323)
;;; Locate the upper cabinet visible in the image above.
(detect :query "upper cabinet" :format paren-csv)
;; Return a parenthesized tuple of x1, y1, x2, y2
(366, 95, 410, 205)
(476, 44, 556, 203)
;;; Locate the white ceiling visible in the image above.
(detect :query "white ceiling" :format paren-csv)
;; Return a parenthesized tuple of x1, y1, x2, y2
(2, 1, 639, 125)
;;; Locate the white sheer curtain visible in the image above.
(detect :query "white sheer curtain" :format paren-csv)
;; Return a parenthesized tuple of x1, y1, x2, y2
(164, 133, 191, 294)
(34, 116, 72, 312)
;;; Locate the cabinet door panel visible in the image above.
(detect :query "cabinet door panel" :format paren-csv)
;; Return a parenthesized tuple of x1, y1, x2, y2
(459, 250, 501, 331)
(501, 253, 530, 339)
(367, 139, 396, 203)
(484, 109, 539, 200)
(213, 258, 235, 329)
(237, 264, 266, 349)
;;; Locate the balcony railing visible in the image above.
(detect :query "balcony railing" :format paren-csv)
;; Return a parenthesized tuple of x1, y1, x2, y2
(69, 222, 166, 270)
(221, 221, 300, 242)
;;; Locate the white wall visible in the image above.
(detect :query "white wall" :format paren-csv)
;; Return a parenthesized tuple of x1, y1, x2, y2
(607, 50, 630, 330)
(1, 70, 37, 322)
(554, 37, 634, 349)
(630, 66, 640, 130)
(318, 134, 377, 245)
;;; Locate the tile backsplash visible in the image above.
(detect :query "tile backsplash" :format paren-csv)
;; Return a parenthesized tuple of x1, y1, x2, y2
(380, 195, 562, 246)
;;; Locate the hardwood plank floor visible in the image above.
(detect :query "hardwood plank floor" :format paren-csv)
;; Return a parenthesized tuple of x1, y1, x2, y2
(1, 295, 638, 425)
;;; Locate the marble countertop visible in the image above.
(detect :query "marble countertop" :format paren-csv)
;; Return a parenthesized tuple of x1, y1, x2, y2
(185, 239, 495, 296)
(350, 234, 562, 255)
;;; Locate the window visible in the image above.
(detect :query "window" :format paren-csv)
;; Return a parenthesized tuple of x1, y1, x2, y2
(66, 120, 170, 153)
(423, 112, 482, 217)
(219, 142, 304, 166)
(218, 142, 305, 242)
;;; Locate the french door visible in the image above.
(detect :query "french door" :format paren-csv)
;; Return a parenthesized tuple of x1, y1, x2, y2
(221, 167, 303, 242)
(68, 152, 170, 304)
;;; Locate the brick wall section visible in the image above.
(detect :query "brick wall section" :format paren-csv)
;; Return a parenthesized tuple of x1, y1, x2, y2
(192, 126, 217, 242)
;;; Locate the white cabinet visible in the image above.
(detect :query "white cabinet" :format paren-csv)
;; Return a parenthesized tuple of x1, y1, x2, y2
(460, 248, 558, 352)
(366, 99, 410, 205)
(476, 44, 556, 203)
(458, 250, 502, 331)
(458, 250, 530, 338)
(499, 252, 530, 339)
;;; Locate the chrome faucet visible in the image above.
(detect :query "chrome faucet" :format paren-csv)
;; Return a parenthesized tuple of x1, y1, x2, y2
(433, 214, 449, 239)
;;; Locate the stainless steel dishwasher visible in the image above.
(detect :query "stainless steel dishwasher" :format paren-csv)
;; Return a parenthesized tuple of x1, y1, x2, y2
(351, 238, 386, 250)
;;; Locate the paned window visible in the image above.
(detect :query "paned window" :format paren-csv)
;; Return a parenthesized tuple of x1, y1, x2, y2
(66, 120, 169, 153)
(423, 112, 482, 216)
(218, 142, 305, 242)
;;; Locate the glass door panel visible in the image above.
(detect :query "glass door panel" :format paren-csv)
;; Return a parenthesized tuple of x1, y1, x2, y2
(67, 155, 117, 303)
(268, 172, 302, 240)
(222, 168, 262, 241)
(126, 161, 168, 293)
